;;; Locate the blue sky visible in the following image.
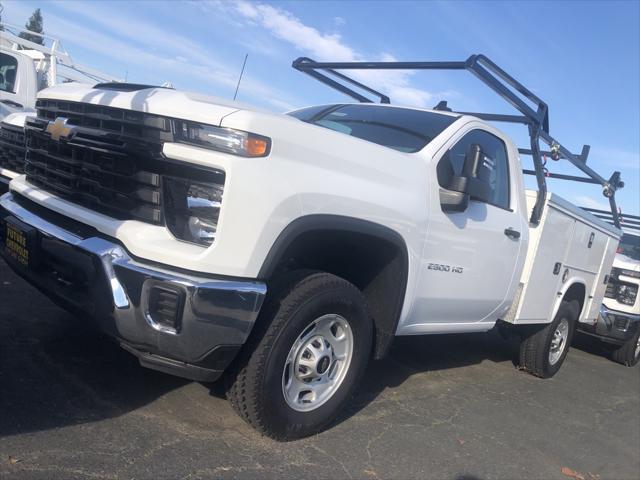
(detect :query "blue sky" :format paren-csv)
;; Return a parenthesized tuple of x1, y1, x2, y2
(3, 0, 639, 214)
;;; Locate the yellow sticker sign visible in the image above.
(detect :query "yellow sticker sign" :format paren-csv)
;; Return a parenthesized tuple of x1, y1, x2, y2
(4, 223, 30, 267)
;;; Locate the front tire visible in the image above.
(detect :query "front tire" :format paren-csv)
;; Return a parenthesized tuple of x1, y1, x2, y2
(610, 328, 640, 367)
(518, 300, 579, 378)
(226, 272, 373, 440)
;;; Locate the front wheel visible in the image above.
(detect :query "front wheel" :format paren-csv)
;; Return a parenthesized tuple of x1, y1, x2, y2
(610, 328, 640, 367)
(518, 300, 579, 378)
(226, 272, 372, 440)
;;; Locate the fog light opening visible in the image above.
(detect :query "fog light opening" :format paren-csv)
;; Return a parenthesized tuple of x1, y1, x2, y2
(146, 284, 185, 334)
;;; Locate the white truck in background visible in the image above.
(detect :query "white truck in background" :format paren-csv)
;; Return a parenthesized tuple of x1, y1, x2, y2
(576, 208, 640, 366)
(0, 23, 119, 192)
(0, 54, 626, 440)
(601, 235, 640, 365)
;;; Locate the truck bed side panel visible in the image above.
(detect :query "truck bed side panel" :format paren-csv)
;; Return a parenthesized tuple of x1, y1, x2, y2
(508, 191, 621, 325)
(512, 195, 575, 323)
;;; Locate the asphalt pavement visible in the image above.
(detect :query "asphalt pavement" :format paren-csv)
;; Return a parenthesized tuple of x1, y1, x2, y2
(1, 258, 638, 480)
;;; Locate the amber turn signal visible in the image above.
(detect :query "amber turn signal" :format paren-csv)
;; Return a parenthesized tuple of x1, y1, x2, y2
(247, 136, 270, 157)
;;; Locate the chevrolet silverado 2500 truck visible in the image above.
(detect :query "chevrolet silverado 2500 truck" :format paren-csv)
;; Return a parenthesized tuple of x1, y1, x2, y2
(0, 55, 625, 439)
(0, 23, 118, 192)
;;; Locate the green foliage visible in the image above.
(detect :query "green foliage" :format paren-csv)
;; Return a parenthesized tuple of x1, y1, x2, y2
(18, 8, 44, 45)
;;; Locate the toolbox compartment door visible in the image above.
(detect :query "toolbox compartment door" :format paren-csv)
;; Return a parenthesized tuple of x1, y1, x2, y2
(564, 221, 609, 274)
(513, 200, 575, 324)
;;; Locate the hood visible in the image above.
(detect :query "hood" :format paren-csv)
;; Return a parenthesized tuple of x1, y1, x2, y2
(37, 82, 269, 126)
(0, 103, 36, 123)
(613, 253, 640, 272)
(1, 110, 35, 128)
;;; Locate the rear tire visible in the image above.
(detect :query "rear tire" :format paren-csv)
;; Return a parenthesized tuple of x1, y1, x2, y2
(518, 300, 579, 378)
(226, 271, 372, 440)
(610, 328, 640, 367)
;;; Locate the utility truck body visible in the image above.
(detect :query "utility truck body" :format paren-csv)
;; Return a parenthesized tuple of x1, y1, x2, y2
(510, 192, 620, 327)
(0, 54, 625, 439)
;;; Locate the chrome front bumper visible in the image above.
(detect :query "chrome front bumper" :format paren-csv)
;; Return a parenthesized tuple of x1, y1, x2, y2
(580, 304, 640, 345)
(0, 192, 266, 381)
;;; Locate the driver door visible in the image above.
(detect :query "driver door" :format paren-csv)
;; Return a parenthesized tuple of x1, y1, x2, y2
(404, 125, 525, 333)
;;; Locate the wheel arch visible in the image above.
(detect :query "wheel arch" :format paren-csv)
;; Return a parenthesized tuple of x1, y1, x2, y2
(554, 280, 587, 322)
(258, 214, 409, 359)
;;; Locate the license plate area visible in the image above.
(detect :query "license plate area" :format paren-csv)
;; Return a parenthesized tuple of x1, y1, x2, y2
(2, 216, 41, 269)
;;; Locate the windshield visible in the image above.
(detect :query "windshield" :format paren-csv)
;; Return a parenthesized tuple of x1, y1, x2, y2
(618, 234, 640, 261)
(288, 104, 458, 153)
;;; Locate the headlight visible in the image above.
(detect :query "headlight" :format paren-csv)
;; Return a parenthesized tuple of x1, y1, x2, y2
(163, 177, 223, 246)
(617, 284, 638, 306)
(174, 121, 271, 157)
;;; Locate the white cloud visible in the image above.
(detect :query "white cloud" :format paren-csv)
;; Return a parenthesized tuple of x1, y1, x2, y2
(571, 195, 610, 211)
(236, 2, 355, 61)
(236, 1, 260, 20)
(590, 147, 640, 171)
(5, 0, 298, 110)
(333, 16, 346, 27)
(232, 1, 445, 107)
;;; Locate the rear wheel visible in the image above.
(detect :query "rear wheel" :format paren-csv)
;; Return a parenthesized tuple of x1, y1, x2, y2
(518, 300, 579, 378)
(226, 271, 372, 440)
(610, 328, 640, 367)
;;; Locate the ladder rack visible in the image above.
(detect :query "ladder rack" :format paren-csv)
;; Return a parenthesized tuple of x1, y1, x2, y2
(293, 54, 625, 228)
(1, 22, 121, 86)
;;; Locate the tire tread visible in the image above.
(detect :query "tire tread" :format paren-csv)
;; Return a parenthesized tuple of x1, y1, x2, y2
(518, 300, 579, 378)
(226, 271, 369, 439)
(610, 329, 640, 367)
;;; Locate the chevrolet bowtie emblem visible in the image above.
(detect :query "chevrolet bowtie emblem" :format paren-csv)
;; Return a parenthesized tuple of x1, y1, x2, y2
(45, 117, 76, 141)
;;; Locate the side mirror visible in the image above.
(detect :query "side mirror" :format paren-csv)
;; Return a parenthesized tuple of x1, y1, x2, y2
(438, 144, 493, 213)
(439, 188, 469, 212)
(449, 144, 492, 203)
(438, 151, 469, 213)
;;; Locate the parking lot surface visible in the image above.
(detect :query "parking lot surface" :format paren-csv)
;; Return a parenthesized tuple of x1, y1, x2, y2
(0, 258, 638, 480)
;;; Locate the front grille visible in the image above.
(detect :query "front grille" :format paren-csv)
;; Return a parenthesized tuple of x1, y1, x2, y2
(24, 99, 224, 226)
(0, 122, 26, 174)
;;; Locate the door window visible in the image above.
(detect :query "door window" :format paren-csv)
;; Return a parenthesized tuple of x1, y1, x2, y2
(0, 53, 19, 94)
(438, 129, 511, 209)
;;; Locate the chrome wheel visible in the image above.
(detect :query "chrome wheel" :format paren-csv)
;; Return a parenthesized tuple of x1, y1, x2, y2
(635, 335, 640, 360)
(549, 318, 570, 365)
(282, 314, 354, 412)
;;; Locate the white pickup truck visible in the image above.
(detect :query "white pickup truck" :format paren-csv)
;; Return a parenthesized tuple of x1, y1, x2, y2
(0, 54, 625, 439)
(0, 23, 118, 192)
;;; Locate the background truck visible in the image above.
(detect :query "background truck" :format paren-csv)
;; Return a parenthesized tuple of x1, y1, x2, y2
(0, 54, 625, 440)
(0, 23, 118, 192)
(576, 207, 640, 366)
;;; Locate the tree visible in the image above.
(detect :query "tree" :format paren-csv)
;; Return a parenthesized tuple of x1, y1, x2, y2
(19, 8, 44, 45)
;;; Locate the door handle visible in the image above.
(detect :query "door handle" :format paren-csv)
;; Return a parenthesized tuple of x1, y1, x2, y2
(504, 227, 521, 240)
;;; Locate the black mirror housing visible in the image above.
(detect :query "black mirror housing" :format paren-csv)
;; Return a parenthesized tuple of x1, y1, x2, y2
(448, 143, 492, 203)
(439, 188, 469, 213)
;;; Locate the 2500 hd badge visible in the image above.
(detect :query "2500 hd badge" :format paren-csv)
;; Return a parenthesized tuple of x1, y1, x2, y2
(428, 263, 464, 273)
